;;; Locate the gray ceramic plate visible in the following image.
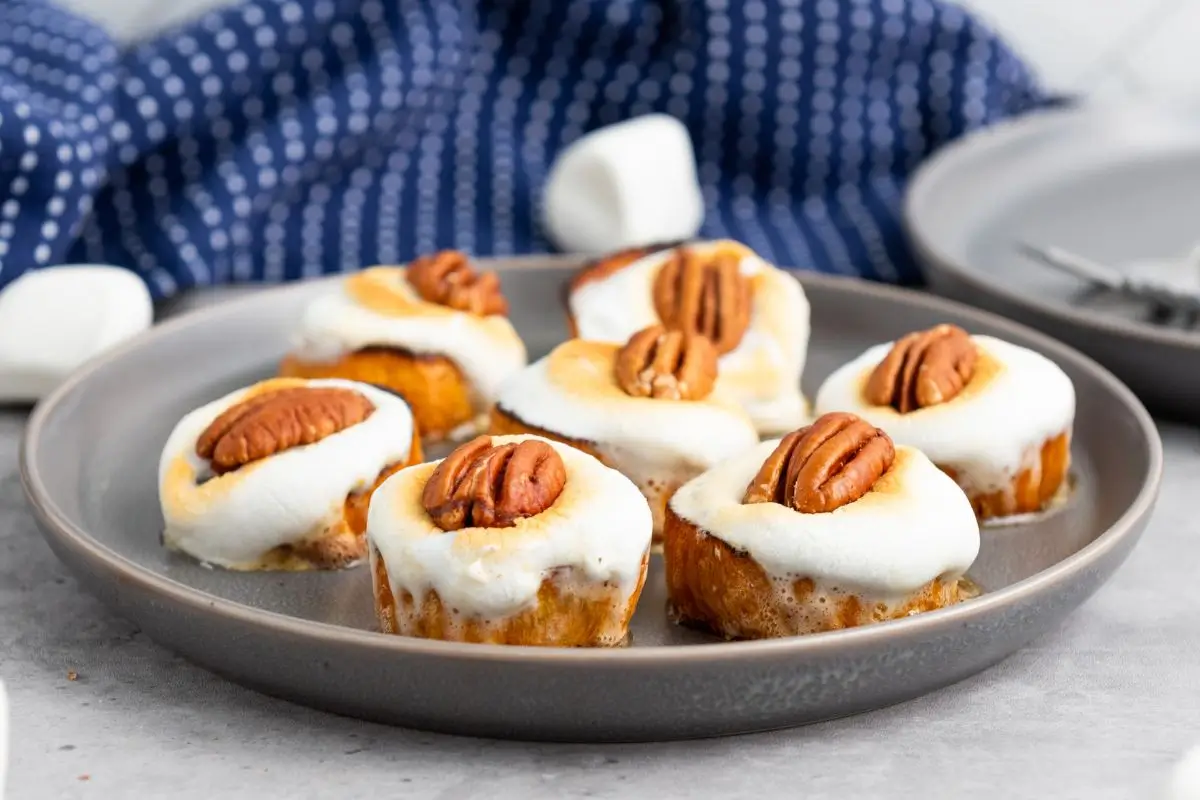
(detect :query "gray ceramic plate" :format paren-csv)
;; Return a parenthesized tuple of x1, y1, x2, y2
(20, 258, 1161, 743)
(905, 103, 1200, 422)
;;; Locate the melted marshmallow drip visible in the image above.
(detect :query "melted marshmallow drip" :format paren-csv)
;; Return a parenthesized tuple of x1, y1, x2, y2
(566, 242, 811, 434)
(375, 544, 637, 646)
(671, 577, 956, 639)
(753, 576, 957, 638)
(368, 435, 654, 620)
(669, 440, 980, 600)
(813, 336, 1075, 492)
(290, 281, 527, 406)
(158, 379, 416, 568)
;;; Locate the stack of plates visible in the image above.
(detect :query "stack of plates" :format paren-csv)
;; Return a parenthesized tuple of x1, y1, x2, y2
(905, 103, 1200, 421)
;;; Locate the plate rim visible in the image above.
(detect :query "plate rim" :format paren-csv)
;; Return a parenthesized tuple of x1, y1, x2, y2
(20, 259, 1164, 667)
(904, 102, 1200, 351)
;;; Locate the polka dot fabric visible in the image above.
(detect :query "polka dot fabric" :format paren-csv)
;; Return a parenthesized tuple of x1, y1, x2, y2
(0, 0, 1043, 297)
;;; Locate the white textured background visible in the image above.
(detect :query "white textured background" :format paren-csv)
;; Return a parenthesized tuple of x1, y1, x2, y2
(957, 0, 1200, 102)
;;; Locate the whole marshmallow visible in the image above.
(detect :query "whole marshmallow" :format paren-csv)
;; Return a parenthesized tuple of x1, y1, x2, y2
(1164, 743, 1200, 800)
(0, 678, 7, 799)
(0, 265, 153, 402)
(541, 114, 704, 254)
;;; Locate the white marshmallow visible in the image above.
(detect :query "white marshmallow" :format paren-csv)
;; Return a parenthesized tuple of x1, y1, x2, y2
(495, 339, 760, 531)
(0, 678, 7, 800)
(1164, 743, 1200, 800)
(369, 435, 653, 620)
(814, 336, 1075, 492)
(669, 440, 980, 599)
(158, 378, 417, 569)
(542, 114, 704, 254)
(495, 339, 759, 495)
(289, 267, 527, 410)
(0, 265, 153, 403)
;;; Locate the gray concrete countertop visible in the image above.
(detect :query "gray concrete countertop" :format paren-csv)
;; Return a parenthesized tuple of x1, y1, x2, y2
(1, 289, 1198, 798)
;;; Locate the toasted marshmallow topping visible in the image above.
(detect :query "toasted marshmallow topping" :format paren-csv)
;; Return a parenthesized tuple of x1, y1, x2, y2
(567, 240, 810, 435)
(368, 435, 653, 619)
(670, 441, 979, 597)
(289, 267, 527, 406)
(814, 335, 1075, 492)
(498, 338, 758, 473)
(158, 378, 416, 569)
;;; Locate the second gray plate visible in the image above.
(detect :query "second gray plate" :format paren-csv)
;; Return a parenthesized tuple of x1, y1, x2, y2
(20, 259, 1161, 742)
(905, 103, 1200, 421)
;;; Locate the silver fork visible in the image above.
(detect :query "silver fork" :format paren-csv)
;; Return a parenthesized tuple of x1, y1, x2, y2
(1016, 242, 1200, 314)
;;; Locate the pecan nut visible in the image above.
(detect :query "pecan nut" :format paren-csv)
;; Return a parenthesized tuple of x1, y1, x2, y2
(652, 248, 752, 355)
(742, 412, 895, 513)
(196, 386, 375, 474)
(422, 436, 567, 530)
(614, 325, 718, 401)
(864, 324, 977, 413)
(405, 250, 509, 316)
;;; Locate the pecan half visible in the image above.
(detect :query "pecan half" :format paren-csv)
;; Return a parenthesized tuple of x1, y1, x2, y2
(614, 325, 718, 401)
(422, 436, 567, 531)
(864, 324, 977, 413)
(652, 248, 752, 355)
(196, 386, 375, 474)
(742, 412, 895, 513)
(405, 250, 509, 316)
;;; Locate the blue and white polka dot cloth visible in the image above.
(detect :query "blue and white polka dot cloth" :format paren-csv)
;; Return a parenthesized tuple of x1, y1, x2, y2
(0, 0, 1042, 298)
